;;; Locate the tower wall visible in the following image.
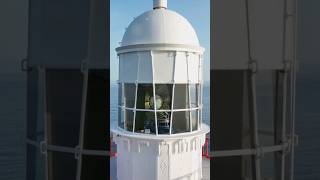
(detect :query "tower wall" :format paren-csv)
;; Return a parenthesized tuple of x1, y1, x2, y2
(113, 133, 206, 180)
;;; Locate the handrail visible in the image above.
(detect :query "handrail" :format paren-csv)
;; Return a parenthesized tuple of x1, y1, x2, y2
(201, 135, 292, 159)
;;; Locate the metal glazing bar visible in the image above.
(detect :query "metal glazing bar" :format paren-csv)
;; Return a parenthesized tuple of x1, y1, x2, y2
(200, 55, 204, 126)
(198, 54, 201, 84)
(117, 82, 121, 128)
(186, 52, 192, 132)
(245, 0, 261, 177)
(199, 87, 203, 127)
(198, 54, 201, 130)
(76, 67, 89, 180)
(197, 84, 200, 130)
(151, 51, 158, 135)
(245, 0, 253, 60)
(280, 70, 288, 180)
(280, 0, 292, 178)
(170, 84, 175, 135)
(210, 144, 287, 158)
(250, 72, 262, 180)
(122, 82, 126, 130)
(39, 66, 49, 180)
(170, 51, 177, 135)
(290, 1, 298, 179)
(26, 139, 111, 156)
(133, 53, 140, 132)
(118, 54, 120, 82)
(81, 149, 110, 156)
(188, 83, 192, 132)
(132, 85, 137, 132)
(119, 106, 201, 112)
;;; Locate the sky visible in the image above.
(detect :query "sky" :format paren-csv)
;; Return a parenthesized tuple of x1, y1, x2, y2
(110, 0, 210, 83)
(0, 0, 319, 76)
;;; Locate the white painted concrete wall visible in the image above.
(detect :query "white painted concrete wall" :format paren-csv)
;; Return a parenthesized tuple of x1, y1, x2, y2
(113, 126, 208, 180)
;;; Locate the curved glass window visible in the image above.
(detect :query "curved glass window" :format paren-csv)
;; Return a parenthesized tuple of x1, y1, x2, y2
(191, 110, 199, 131)
(155, 84, 172, 134)
(190, 84, 199, 108)
(136, 84, 153, 109)
(135, 111, 156, 134)
(118, 84, 124, 129)
(118, 83, 202, 135)
(173, 84, 189, 109)
(155, 84, 172, 110)
(125, 110, 134, 131)
(118, 83, 123, 106)
(171, 111, 190, 134)
(118, 107, 124, 129)
(124, 83, 136, 108)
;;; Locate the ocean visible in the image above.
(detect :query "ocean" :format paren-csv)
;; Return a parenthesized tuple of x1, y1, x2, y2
(0, 73, 319, 179)
(0, 74, 26, 180)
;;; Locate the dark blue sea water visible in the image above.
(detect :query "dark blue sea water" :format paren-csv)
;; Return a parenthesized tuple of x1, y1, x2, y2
(0, 74, 26, 180)
(0, 73, 319, 179)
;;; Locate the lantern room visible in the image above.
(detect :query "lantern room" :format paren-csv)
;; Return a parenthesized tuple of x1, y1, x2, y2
(111, 1, 209, 179)
(116, 5, 205, 136)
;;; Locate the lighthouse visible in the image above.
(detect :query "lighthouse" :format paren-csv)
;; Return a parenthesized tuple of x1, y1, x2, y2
(111, 0, 210, 179)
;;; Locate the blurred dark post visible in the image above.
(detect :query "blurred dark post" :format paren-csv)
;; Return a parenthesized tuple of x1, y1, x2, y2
(26, 0, 109, 180)
(211, 0, 297, 179)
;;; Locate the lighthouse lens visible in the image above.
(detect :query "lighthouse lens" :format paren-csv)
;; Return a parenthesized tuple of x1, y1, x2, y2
(150, 95, 162, 110)
(137, 84, 154, 109)
(119, 83, 200, 134)
(155, 84, 172, 109)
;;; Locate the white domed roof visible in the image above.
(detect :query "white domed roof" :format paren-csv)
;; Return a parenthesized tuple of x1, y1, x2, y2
(121, 9, 200, 47)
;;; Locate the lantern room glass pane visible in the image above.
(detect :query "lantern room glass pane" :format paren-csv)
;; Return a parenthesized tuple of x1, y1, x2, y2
(173, 84, 189, 109)
(118, 83, 123, 106)
(191, 110, 198, 131)
(199, 85, 203, 125)
(190, 84, 199, 108)
(135, 111, 156, 134)
(157, 111, 171, 134)
(155, 84, 172, 110)
(125, 110, 134, 131)
(171, 111, 190, 134)
(138, 52, 153, 82)
(174, 52, 188, 83)
(187, 53, 200, 83)
(119, 53, 138, 82)
(124, 83, 136, 108)
(118, 108, 124, 129)
(153, 51, 175, 83)
(136, 84, 154, 109)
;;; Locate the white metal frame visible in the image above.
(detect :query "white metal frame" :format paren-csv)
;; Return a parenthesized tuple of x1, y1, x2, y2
(120, 107, 201, 112)
(117, 50, 203, 136)
(151, 51, 159, 135)
(169, 52, 177, 135)
(208, 0, 298, 180)
(26, 0, 110, 179)
(40, 66, 49, 180)
(186, 52, 193, 132)
(26, 64, 111, 180)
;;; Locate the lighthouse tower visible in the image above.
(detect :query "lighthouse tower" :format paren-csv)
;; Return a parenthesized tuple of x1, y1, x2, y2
(111, 0, 210, 180)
